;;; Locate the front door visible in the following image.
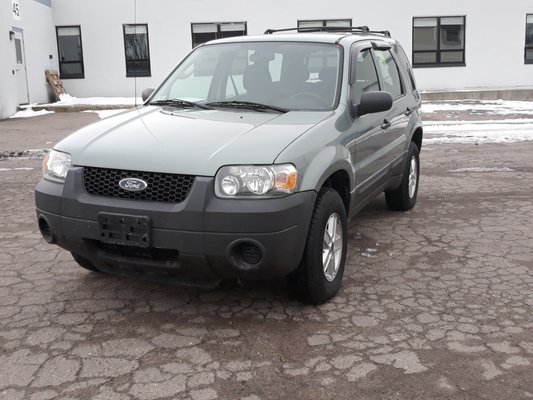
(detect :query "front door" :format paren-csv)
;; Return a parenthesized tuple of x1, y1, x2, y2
(13, 29, 29, 105)
(349, 47, 391, 195)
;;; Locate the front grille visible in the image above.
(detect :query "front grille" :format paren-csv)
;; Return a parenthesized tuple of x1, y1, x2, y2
(83, 167, 195, 203)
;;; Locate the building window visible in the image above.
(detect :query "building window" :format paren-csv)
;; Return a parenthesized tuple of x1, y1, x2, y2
(526, 14, 533, 64)
(14, 39, 23, 64)
(412, 16, 465, 67)
(123, 24, 151, 77)
(56, 26, 84, 79)
(298, 19, 352, 31)
(191, 22, 247, 48)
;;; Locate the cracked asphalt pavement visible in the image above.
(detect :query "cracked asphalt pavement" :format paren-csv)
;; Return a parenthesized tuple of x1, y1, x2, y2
(0, 111, 532, 399)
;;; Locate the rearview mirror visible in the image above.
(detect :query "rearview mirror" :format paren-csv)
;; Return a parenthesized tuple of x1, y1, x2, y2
(142, 88, 155, 102)
(356, 91, 393, 116)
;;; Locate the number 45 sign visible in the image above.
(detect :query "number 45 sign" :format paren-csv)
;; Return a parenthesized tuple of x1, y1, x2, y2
(12, 0, 21, 21)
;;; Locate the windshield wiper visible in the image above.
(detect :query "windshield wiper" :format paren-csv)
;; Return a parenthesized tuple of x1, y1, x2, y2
(150, 99, 213, 110)
(206, 101, 288, 113)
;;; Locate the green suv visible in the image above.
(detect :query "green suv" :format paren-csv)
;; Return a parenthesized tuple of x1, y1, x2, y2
(35, 26, 422, 304)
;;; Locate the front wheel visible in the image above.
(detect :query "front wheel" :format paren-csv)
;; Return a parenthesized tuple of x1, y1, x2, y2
(290, 188, 348, 305)
(385, 141, 420, 211)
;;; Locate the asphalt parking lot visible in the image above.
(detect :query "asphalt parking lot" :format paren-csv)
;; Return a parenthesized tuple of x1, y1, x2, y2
(1, 108, 532, 399)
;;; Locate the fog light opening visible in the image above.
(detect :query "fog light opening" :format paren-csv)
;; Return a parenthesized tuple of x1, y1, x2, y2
(228, 240, 264, 270)
(38, 216, 56, 244)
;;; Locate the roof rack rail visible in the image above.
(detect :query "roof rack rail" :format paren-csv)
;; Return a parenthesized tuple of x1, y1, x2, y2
(370, 30, 391, 37)
(264, 26, 370, 35)
(263, 26, 391, 37)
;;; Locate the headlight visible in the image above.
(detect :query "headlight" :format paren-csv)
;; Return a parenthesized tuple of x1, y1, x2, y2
(43, 149, 71, 181)
(215, 164, 297, 198)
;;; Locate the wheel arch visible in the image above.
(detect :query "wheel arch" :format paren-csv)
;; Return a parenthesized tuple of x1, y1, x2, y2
(411, 126, 423, 151)
(320, 170, 351, 213)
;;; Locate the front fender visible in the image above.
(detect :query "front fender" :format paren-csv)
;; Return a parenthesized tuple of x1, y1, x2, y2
(297, 144, 354, 193)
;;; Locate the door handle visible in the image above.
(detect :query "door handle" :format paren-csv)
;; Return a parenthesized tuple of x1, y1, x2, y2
(381, 119, 391, 130)
(404, 107, 412, 116)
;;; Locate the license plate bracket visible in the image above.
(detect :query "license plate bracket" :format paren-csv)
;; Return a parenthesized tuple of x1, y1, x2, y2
(98, 213, 151, 247)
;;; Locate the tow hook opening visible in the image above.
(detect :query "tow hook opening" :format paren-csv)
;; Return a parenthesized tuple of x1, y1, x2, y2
(38, 215, 56, 244)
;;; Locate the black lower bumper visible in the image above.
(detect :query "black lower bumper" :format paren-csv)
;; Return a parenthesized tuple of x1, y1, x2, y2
(35, 168, 316, 286)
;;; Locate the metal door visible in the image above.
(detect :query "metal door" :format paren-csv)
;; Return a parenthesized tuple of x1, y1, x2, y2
(13, 30, 29, 105)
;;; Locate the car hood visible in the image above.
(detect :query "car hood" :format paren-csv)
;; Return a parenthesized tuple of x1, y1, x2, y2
(56, 106, 332, 176)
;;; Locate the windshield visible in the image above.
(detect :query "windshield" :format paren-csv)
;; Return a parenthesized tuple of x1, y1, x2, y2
(150, 41, 342, 111)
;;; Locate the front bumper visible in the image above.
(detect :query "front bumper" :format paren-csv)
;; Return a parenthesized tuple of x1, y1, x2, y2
(35, 167, 316, 286)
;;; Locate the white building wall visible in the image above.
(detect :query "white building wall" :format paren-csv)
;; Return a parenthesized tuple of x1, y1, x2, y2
(22, 0, 58, 103)
(404, 1, 533, 91)
(0, 0, 57, 119)
(0, 1, 19, 119)
(31, 0, 533, 98)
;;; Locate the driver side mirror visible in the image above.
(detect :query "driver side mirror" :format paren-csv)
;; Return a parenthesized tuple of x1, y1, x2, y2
(142, 88, 155, 102)
(354, 91, 393, 116)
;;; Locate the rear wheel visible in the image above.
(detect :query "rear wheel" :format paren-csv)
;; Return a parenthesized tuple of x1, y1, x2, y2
(290, 188, 347, 305)
(385, 141, 420, 211)
(71, 252, 101, 272)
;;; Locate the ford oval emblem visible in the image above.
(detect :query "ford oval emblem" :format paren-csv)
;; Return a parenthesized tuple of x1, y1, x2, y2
(119, 178, 148, 192)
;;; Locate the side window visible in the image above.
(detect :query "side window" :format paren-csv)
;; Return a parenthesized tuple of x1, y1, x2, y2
(393, 44, 417, 92)
(352, 49, 380, 105)
(372, 49, 403, 98)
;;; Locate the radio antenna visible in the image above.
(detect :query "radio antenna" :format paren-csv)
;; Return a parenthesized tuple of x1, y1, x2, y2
(134, 0, 138, 107)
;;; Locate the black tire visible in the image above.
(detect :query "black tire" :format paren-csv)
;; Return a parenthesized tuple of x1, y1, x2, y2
(385, 141, 420, 211)
(71, 252, 101, 272)
(290, 188, 348, 305)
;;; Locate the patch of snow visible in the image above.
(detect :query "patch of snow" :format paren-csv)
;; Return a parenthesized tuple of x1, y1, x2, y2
(448, 167, 514, 173)
(0, 149, 49, 160)
(425, 137, 531, 144)
(58, 93, 74, 102)
(9, 109, 54, 118)
(53, 95, 141, 106)
(423, 118, 533, 126)
(422, 100, 533, 115)
(83, 109, 129, 119)
(361, 248, 378, 258)
(0, 167, 34, 172)
(424, 120, 533, 144)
